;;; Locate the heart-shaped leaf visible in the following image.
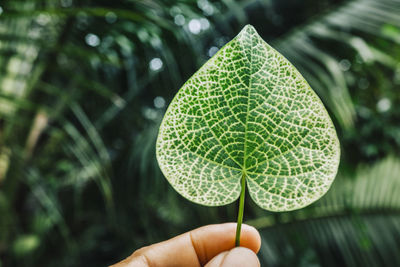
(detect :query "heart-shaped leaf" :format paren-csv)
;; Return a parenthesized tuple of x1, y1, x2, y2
(156, 25, 340, 212)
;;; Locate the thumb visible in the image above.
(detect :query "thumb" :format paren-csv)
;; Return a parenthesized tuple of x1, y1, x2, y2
(205, 247, 260, 267)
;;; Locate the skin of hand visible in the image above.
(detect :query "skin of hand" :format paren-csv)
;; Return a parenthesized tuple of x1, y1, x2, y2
(110, 223, 261, 267)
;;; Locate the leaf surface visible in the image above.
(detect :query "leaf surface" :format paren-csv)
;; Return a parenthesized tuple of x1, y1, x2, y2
(156, 25, 340, 211)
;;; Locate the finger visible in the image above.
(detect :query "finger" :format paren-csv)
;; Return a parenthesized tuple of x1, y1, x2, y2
(110, 223, 261, 267)
(189, 223, 261, 264)
(205, 247, 260, 267)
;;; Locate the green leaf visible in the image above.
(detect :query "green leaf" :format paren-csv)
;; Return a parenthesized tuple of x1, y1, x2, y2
(156, 25, 340, 212)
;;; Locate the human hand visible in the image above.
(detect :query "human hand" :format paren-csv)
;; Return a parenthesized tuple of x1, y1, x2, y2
(110, 223, 261, 267)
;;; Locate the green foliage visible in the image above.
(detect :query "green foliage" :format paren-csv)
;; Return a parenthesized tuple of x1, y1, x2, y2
(157, 25, 340, 211)
(0, 0, 399, 266)
(249, 156, 400, 266)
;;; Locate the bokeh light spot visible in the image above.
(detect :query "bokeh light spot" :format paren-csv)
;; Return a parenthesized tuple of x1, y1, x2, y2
(208, 46, 219, 57)
(174, 14, 185, 26)
(188, 19, 201, 34)
(339, 59, 351, 71)
(149, 58, 163, 71)
(85, 33, 100, 47)
(154, 96, 166, 109)
(200, 18, 210, 30)
(105, 12, 117, 23)
(377, 98, 391, 113)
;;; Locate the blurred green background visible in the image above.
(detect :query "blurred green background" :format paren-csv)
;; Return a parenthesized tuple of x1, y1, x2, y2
(1, 0, 400, 266)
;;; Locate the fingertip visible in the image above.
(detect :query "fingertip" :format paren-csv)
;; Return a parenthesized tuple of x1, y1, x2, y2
(223, 247, 260, 267)
(194, 223, 261, 254)
(206, 247, 260, 267)
(240, 224, 261, 253)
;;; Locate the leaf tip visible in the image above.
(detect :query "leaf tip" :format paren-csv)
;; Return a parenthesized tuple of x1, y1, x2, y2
(239, 24, 258, 36)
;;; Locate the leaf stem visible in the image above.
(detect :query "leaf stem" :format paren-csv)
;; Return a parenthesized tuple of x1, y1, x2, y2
(235, 173, 246, 246)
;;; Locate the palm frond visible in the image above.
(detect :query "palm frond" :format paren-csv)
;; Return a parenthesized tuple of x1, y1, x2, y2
(248, 156, 400, 228)
(272, 0, 400, 129)
(258, 213, 400, 266)
(248, 156, 400, 266)
(63, 104, 114, 211)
